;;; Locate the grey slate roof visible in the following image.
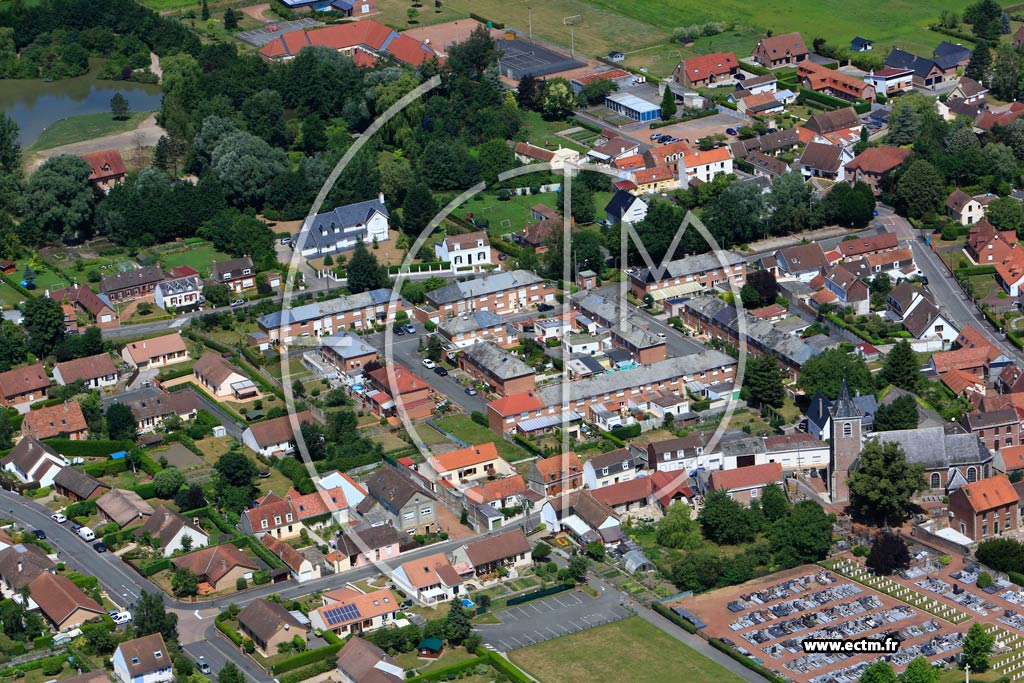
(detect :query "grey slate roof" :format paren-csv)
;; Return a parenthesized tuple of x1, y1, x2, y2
(462, 341, 534, 380)
(320, 332, 377, 360)
(438, 311, 505, 336)
(604, 189, 645, 222)
(885, 48, 940, 78)
(933, 41, 970, 70)
(831, 379, 860, 419)
(631, 252, 746, 285)
(870, 426, 991, 468)
(536, 351, 734, 405)
(426, 270, 546, 306)
(259, 289, 402, 329)
(305, 197, 388, 251)
(587, 448, 635, 471)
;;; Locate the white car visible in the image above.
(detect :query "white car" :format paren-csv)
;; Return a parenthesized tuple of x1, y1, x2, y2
(657, 332, 666, 340)
(112, 612, 133, 625)
(422, 359, 436, 370)
(50, 513, 67, 524)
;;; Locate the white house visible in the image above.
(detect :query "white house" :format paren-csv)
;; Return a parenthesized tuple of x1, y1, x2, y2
(136, 506, 210, 558)
(112, 633, 173, 683)
(241, 411, 313, 457)
(0, 437, 66, 488)
(434, 231, 492, 270)
(300, 194, 389, 258)
(153, 273, 202, 311)
(391, 553, 464, 606)
(583, 449, 636, 489)
(603, 189, 648, 225)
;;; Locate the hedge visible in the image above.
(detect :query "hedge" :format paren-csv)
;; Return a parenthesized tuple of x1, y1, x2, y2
(824, 313, 884, 345)
(140, 558, 172, 577)
(570, 117, 603, 134)
(157, 365, 194, 382)
(649, 109, 718, 129)
(32, 635, 53, 651)
(609, 423, 641, 439)
(1008, 331, 1024, 350)
(82, 458, 129, 477)
(215, 616, 243, 646)
(240, 536, 288, 570)
(1009, 571, 1024, 586)
(0, 654, 68, 677)
(481, 651, 532, 683)
(44, 439, 136, 458)
(957, 264, 997, 276)
(796, 88, 862, 111)
(386, 262, 447, 274)
(1, 274, 32, 298)
(131, 482, 157, 499)
(468, 11, 503, 28)
(271, 643, 344, 674)
(652, 601, 700, 634)
(278, 659, 335, 683)
(65, 499, 98, 518)
(708, 637, 788, 683)
(139, 453, 162, 476)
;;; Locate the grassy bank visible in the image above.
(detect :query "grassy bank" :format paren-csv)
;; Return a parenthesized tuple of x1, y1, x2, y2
(30, 110, 155, 151)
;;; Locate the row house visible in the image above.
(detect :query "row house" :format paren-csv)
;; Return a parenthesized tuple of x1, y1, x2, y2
(423, 270, 555, 319)
(258, 288, 410, 345)
(527, 452, 583, 497)
(365, 365, 434, 420)
(774, 243, 830, 282)
(643, 140, 734, 187)
(328, 524, 402, 572)
(822, 264, 869, 315)
(627, 251, 747, 301)
(357, 465, 437, 535)
(633, 432, 719, 473)
(100, 266, 166, 303)
(258, 18, 436, 67)
(729, 128, 802, 159)
(457, 341, 536, 397)
(539, 490, 621, 544)
(582, 448, 637, 489)
(962, 409, 1021, 452)
(840, 247, 918, 281)
(836, 231, 900, 262)
(319, 332, 377, 374)
(803, 107, 862, 137)
(966, 219, 1018, 264)
(438, 311, 518, 349)
(884, 48, 944, 88)
(48, 285, 117, 329)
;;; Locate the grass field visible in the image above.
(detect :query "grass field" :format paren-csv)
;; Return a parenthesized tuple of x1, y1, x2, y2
(0, 282, 25, 310)
(520, 111, 587, 153)
(29, 111, 154, 152)
(432, 414, 532, 461)
(511, 617, 746, 683)
(378, 0, 471, 28)
(157, 244, 231, 278)
(622, 31, 761, 78)
(468, 191, 562, 235)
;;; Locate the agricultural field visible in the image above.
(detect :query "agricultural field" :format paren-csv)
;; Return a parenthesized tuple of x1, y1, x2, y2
(510, 617, 746, 683)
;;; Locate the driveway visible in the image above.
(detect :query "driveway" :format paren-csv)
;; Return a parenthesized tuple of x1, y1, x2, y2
(476, 589, 632, 651)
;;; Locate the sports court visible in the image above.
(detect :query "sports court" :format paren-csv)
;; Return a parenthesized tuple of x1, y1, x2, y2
(496, 38, 584, 79)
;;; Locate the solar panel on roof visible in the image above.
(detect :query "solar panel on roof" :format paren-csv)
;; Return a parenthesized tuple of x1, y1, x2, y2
(324, 603, 361, 625)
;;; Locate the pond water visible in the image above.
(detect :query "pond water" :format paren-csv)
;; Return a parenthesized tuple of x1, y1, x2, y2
(0, 61, 163, 146)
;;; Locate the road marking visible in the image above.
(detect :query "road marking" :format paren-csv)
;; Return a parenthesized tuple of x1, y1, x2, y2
(529, 603, 544, 615)
(545, 627, 560, 638)
(502, 610, 518, 621)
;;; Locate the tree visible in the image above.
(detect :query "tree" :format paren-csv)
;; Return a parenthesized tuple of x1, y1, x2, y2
(175, 483, 207, 512)
(21, 155, 94, 244)
(965, 42, 993, 83)
(747, 269, 778, 305)
(866, 530, 911, 575)
(577, 79, 617, 106)
(22, 296, 65, 357)
(760, 484, 790, 522)
(218, 662, 245, 683)
(740, 283, 763, 309)
(569, 179, 595, 223)
(180, 533, 194, 552)
(201, 0, 210, 19)
(880, 341, 921, 392)
(210, 130, 289, 208)
(700, 490, 756, 545)
(745, 354, 786, 409)
(407, 7, 419, 23)
(900, 658, 940, 683)
(896, 160, 946, 219)
(443, 600, 472, 645)
(703, 181, 767, 247)
(874, 394, 919, 431)
(401, 183, 437, 236)
(965, 0, 1002, 39)
(135, 590, 178, 643)
(0, 321, 26, 372)
(110, 92, 130, 121)
(585, 541, 605, 561)
(847, 441, 927, 525)
(223, 7, 239, 30)
(214, 450, 258, 489)
(153, 468, 185, 498)
(106, 402, 137, 441)
(887, 96, 923, 146)
(990, 45, 1023, 102)
(822, 182, 876, 228)
(986, 196, 1024, 235)
(203, 283, 230, 308)
(976, 537, 1024, 573)
(567, 554, 589, 582)
(769, 171, 814, 234)
(540, 78, 575, 120)
(770, 500, 835, 568)
(531, 542, 552, 562)
(517, 74, 540, 110)
(661, 88, 677, 120)
(797, 348, 873, 398)
(656, 502, 702, 549)
(347, 241, 386, 293)
(962, 622, 996, 672)
(171, 567, 198, 597)
(860, 661, 898, 683)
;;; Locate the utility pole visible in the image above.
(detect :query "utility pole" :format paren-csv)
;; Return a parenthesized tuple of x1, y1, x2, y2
(528, 7, 532, 42)
(570, 25, 575, 58)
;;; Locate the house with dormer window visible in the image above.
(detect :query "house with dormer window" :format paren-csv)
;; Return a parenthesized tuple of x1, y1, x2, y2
(527, 452, 583, 496)
(300, 194, 390, 259)
(583, 449, 637, 489)
(112, 633, 173, 683)
(434, 230, 492, 270)
(212, 256, 256, 293)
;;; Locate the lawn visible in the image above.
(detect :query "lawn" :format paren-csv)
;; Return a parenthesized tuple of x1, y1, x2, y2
(622, 31, 761, 78)
(511, 617, 745, 683)
(432, 414, 532, 462)
(393, 646, 478, 674)
(519, 111, 587, 153)
(378, 0, 470, 28)
(157, 243, 231, 278)
(467, 191, 562, 236)
(29, 111, 155, 152)
(0, 282, 25, 309)
(15, 257, 69, 291)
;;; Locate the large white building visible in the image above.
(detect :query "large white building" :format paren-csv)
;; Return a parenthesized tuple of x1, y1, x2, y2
(299, 194, 389, 258)
(434, 230, 492, 270)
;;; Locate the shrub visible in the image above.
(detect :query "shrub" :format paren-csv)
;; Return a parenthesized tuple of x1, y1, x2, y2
(978, 572, 993, 589)
(852, 545, 869, 557)
(236, 577, 247, 591)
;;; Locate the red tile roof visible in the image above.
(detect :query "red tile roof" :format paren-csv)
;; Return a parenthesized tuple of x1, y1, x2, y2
(957, 475, 1018, 512)
(591, 477, 654, 507)
(709, 462, 783, 492)
(80, 150, 126, 182)
(845, 147, 911, 176)
(488, 391, 545, 416)
(681, 52, 738, 81)
(465, 475, 528, 505)
(0, 363, 50, 399)
(428, 443, 500, 473)
(799, 62, 872, 99)
(24, 402, 88, 440)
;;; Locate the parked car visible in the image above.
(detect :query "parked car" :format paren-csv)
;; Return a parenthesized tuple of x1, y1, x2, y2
(393, 325, 405, 336)
(657, 332, 666, 340)
(725, 128, 738, 136)
(93, 542, 107, 553)
(422, 359, 436, 369)
(230, 299, 245, 307)
(78, 526, 95, 541)
(280, 236, 291, 246)
(112, 611, 131, 624)
(403, 323, 417, 334)
(50, 513, 66, 524)
(33, 529, 46, 540)
(537, 303, 554, 312)
(70, 523, 82, 533)
(107, 610, 121, 618)
(498, 252, 508, 261)
(196, 658, 212, 676)
(433, 366, 448, 376)
(464, 386, 478, 396)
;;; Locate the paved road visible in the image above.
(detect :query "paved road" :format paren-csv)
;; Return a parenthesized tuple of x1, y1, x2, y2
(477, 589, 632, 651)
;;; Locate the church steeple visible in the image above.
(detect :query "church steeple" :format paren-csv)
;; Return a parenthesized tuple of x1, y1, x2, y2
(828, 378, 862, 504)
(831, 378, 859, 420)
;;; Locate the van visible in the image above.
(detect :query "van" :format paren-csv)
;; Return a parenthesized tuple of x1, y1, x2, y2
(78, 527, 95, 542)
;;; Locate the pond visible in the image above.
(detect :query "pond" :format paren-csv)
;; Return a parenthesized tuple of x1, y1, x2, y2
(0, 60, 163, 147)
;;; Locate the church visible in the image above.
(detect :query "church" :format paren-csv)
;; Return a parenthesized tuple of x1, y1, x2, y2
(828, 380, 993, 503)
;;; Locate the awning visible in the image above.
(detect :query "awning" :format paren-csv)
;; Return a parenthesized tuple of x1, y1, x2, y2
(517, 410, 581, 433)
(649, 281, 704, 301)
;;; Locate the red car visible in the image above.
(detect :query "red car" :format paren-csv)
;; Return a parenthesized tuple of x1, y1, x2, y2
(266, 23, 279, 31)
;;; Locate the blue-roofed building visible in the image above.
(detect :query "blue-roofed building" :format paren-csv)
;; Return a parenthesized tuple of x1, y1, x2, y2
(277, 0, 378, 17)
(850, 36, 873, 52)
(604, 91, 661, 122)
(299, 193, 389, 259)
(932, 41, 971, 73)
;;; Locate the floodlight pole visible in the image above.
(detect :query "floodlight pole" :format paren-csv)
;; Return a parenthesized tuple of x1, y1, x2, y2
(570, 25, 575, 58)
(528, 7, 532, 42)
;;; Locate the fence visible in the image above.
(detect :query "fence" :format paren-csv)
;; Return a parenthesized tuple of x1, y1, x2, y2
(506, 583, 574, 606)
(509, 183, 561, 196)
(425, 419, 469, 448)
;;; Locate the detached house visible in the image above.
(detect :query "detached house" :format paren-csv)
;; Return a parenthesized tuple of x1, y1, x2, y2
(434, 231, 492, 270)
(309, 587, 399, 636)
(0, 363, 50, 408)
(753, 32, 808, 68)
(238, 599, 309, 658)
(336, 638, 404, 683)
(136, 506, 209, 557)
(80, 150, 126, 192)
(798, 62, 875, 102)
(192, 352, 255, 400)
(97, 488, 153, 528)
(0, 543, 54, 597)
(171, 544, 257, 591)
(300, 195, 390, 259)
(392, 553, 464, 606)
(30, 572, 103, 631)
(212, 256, 256, 293)
(241, 410, 314, 457)
(1, 437, 65, 487)
(797, 142, 853, 181)
(452, 528, 531, 577)
(845, 146, 912, 195)
(23, 402, 88, 440)
(674, 51, 739, 88)
(527, 452, 583, 496)
(947, 190, 997, 226)
(949, 474, 1018, 541)
(539, 489, 621, 544)
(864, 67, 914, 96)
(121, 333, 189, 370)
(112, 633, 172, 683)
(885, 48, 944, 88)
(423, 442, 511, 487)
(774, 243, 830, 282)
(54, 353, 118, 389)
(708, 462, 784, 506)
(357, 466, 437, 534)
(53, 467, 108, 502)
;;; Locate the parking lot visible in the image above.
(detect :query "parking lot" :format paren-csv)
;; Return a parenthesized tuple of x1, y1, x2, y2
(644, 111, 749, 145)
(477, 589, 633, 652)
(236, 18, 321, 47)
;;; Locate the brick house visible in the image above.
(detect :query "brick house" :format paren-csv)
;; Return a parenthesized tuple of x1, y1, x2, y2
(753, 32, 808, 67)
(365, 365, 433, 420)
(438, 311, 518, 349)
(0, 363, 50, 407)
(627, 251, 747, 300)
(237, 599, 308, 658)
(100, 266, 166, 303)
(423, 270, 555, 319)
(48, 285, 117, 328)
(80, 150, 126, 193)
(457, 341, 536, 397)
(23, 402, 89, 440)
(845, 146, 912, 195)
(319, 332, 377, 372)
(673, 51, 739, 88)
(212, 256, 256, 293)
(527, 452, 583, 496)
(949, 474, 1018, 541)
(121, 333, 189, 369)
(962, 409, 1021, 452)
(257, 289, 410, 345)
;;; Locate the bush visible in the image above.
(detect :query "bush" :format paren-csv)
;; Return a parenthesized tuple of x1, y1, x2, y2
(470, 411, 488, 427)
(271, 644, 344, 674)
(252, 570, 270, 585)
(978, 572, 993, 589)
(852, 545, 869, 557)
(236, 577, 247, 591)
